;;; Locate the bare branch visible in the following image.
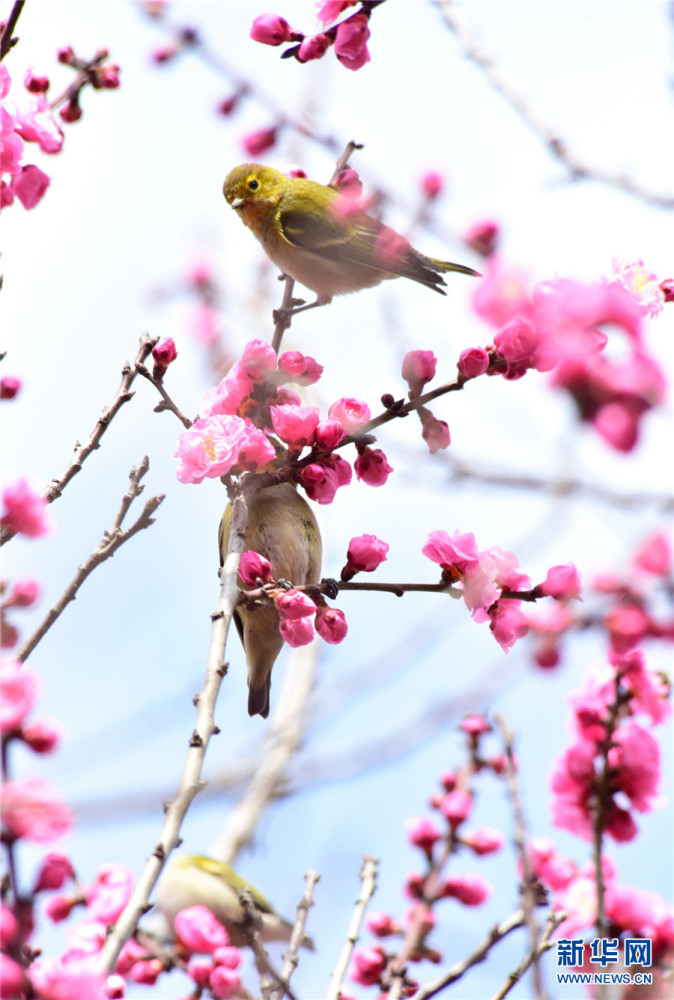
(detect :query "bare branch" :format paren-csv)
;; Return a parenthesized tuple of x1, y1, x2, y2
(276, 870, 321, 998)
(433, 0, 673, 209)
(134, 362, 194, 429)
(17, 459, 164, 663)
(1, 335, 156, 547)
(490, 910, 565, 1000)
(0, 0, 25, 60)
(327, 854, 379, 1000)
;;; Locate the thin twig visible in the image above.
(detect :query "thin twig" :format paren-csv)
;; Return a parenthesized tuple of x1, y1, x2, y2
(414, 909, 526, 1000)
(327, 854, 379, 1000)
(433, 0, 673, 209)
(1, 335, 156, 547)
(0, 0, 25, 60)
(239, 889, 299, 1000)
(276, 870, 320, 997)
(592, 673, 624, 941)
(494, 714, 546, 1000)
(135, 362, 193, 428)
(16, 458, 164, 663)
(98, 472, 261, 975)
(271, 276, 298, 355)
(490, 910, 565, 1000)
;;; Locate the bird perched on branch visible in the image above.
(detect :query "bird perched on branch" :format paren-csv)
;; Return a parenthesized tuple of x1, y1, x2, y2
(223, 162, 480, 312)
(219, 482, 322, 719)
(155, 854, 314, 950)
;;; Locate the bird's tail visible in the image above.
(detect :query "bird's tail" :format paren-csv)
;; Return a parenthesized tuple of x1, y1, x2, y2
(428, 257, 482, 278)
(248, 676, 271, 719)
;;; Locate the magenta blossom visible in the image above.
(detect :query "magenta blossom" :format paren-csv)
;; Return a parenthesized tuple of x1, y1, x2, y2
(462, 827, 505, 855)
(344, 533, 389, 577)
(442, 873, 491, 906)
(275, 589, 317, 621)
(1, 477, 53, 537)
(34, 852, 75, 892)
(279, 615, 315, 647)
(85, 864, 134, 923)
(350, 946, 385, 986)
(458, 346, 490, 379)
(241, 126, 277, 158)
(354, 447, 393, 486)
(334, 12, 371, 70)
(314, 419, 345, 451)
(540, 562, 582, 600)
(175, 415, 275, 483)
(298, 33, 331, 62)
(1, 777, 72, 842)
(278, 350, 323, 385)
(421, 413, 450, 453)
(240, 338, 277, 378)
(405, 816, 441, 855)
(314, 606, 348, 644)
(270, 404, 320, 447)
(175, 905, 229, 954)
(440, 789, 472, 829)
(238, 551, 273, 587)
(250, 14, 294, 46)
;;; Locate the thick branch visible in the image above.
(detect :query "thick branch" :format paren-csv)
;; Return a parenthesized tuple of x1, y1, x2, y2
(17, 458, 164, 663)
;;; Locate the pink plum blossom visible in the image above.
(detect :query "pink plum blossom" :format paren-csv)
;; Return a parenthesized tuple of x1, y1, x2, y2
(632, 529, 671, 576)
(405, 816, 441, 855)
(250, 14, 293, 45)
(4, 579, 40, 606)
(442, 873, 491, 906)
(421, 413, 450, 453)
(354, 447, 393, 486)
(334, 13, 371, 70)
(610, 257, 664, 317)
(275, 589, 317, 620)
(366, 911, 399, 937)
(298, 34, 331, 61)
(129, 959, 162, 985)
(344, 534, 389, 576)
(1, 777, 72, 842)
(151, 337, 177, 368)
(34, 853, 76, 892)
(22, 718, 62, 754)
(278, 350, 323, 384)
(241, 126, 277, 158)
(175, 415, 275, 483)
(328, 396, 371, 432)
(210, 965, 241, 998)
(539, 563, 582, 600)
(85, 864, 134, 923)
(317, 1, 357, 27)
(240, 338, 277, 378)
(1, 477, 53, 537)
(213, 946, 242, 968)
(1, 953, 25, 996)
(15, 94, 63, 153)
(278, 615, 315, 647)
(314, 419, 344, 450)
(462, 827, 505, 855)
(299, 462, 340, 504)
(187, 956, 214, 987)
(1, 661, 38, 733)
(464, 219, 500, 257)
(440, 789, 472, 829)
(472, 256, 533, 328)
(314, 606, 348, 643)
(1, 375, 22, 399)
(270, 404, 320, 447)
(12, 163, 51, 209)
(402, 350, 436, 393)
(175, 905, 229, 954)
(351, 946, 386, 986)
(238, 551, 273, 587)
(458, 346, 490, 379)
(420, 171, 443, 199)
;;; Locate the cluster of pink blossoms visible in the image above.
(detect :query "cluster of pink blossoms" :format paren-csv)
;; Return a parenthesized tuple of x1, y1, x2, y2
(466, 256, 670, 452)
(175, 338, 393, 501)
(251, 2, 371, 71)
(348, 716, 506, 993)
(422, 528, 582, 652)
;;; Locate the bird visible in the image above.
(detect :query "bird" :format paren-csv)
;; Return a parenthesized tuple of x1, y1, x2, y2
(155, 854, 315, 950)
(222, 163, 480, 312)
(219, 482, 322, 718)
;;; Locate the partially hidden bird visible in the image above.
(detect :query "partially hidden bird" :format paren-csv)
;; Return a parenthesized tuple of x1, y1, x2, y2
(219, 482, 322, 719)
(155, 854, 314, 950)
(222, 163, 480, 311)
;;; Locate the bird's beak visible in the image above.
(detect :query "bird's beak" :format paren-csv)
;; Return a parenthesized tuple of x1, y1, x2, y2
(229, 197, 244, 210)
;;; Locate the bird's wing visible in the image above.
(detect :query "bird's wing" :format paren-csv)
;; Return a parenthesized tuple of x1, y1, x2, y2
(278, 201, 389, 269)
(200, 860, 276, 915)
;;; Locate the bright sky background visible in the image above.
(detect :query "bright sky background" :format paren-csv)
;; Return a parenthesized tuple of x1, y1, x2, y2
(2, 2, 673, 998)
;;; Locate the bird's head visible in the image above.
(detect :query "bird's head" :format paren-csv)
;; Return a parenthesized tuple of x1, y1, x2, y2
(223, 163, 285, 215)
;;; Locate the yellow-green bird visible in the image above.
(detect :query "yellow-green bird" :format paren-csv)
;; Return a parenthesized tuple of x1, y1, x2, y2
(219, 482, 322, 719)
(155, 854, 314, 950)
(222, 163, 480, 309)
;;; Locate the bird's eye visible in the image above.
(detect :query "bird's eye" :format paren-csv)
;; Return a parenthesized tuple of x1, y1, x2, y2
(248, 178, 260, 191)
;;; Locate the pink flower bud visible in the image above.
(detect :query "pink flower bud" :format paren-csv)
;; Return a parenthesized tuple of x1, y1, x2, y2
(540, 563, 582, 601)
(240, 338, 277, 378)
(488, 753, 509, 775)
(404, 872, 425, 900)
(22, 719, 62, 754)
(279, 615, 315, 647)
(210, 965, 241, 999)
(632, 530, 671, 576)
(0, 954, 25, 997)
(0, 376, 22, 399)
(439, 789, 472, 830)
(299, 463, 339, 505)
(241, 126, 277, 158)
(24, 69, 50, 93)
(298, 33, 331, 62)
(0, 905, 20, 948)
(334, 13, 371, 71)
(464, 220, 500, 257)
(460, 714, 491, 736)
(97, 64, 120, 89)
(314, 419, 345, 451)
(441, 873, 491, 906)
(344, 534, 389, 577)
(366, 911, 399, 937)
(462, 827, 504, 856)
(238, 551, 273, 587)
(34, 853, 75, 892)
(660, 278, 674, 302)
(317, 1, 358, 27)
(4, 579, 40, 607)
(129, 959, 163, 985)
(115, 937, 147, 975)
(187, 957, 214, 987)
(212, 946, 242, 969)
(402, 350, 437, 394)
(12, 164, 51, 209)
(421, 414, 450, 454)
(152, 45, 178, 64)
(44, 894, 76, 922)
(175, 905, 229, 954)
(493, 318, 540, 364)
(276, 589, 317, 620)
(151, 337, 178, 370)
(1, 777, 72, 842)
(420, 171, 443, 200)
(405, 903, 437, 933)
(218, 92, 241, 116)
(328, 396, 371, 433)
(315, 606, 348, 644)
(405, 817, 441, 855)
(274, 385, 302, 407)
(57, 46, 75, 64)
(104, 974, 126, 999)
(250, 14, 293, 46)
(59, 100, 82, 123)
(351, 946, 386, 986)
(440, 770, 457, 792)
(270, 404, 320, 447)
(278, 351, 324, 385)
(458, 347, 490, 379)
(1, 662, 39, 734)
(333, 168, 362, 198)
(354, 447, 393, 487)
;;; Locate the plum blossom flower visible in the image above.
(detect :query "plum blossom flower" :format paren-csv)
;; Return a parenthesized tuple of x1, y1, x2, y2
(314, 419, 344, 450)
(421, 413, 450, 453)
(317, 1, 357, 27)
(240, 338, 277, 378)
(462, 827, 505, 855)
(275, 589, 317, 621)
(405, 817, 441, 855)
(1, 777, 72, 842)
(610, 257, 664, 318)
(402, 350, 436, 394)
(238, 551, 273, 587)
(354, 447, 393, 486)
(175, 415, 275, 483)
(441, 873, 491, 906)
(1, 375, 22, 399)
(278, 350, 323, 385)
(458, 346, 490, 379)
(420, 171, 443, 199)
(210, 965, 241, 998)
(464, 219, 500, 257)
(328, 396, 371, 432)
(11, 163, 50, 208)
(350, 946, 386, 986)
(314, 606, 348, 643)
(632, 530, 671, 577)
(1, 661, 39, 733)
(34, 853, 75, 892)
(250, 14, 294, 45)
(270, 404, 320, 447)
(241, 126, 277, 157)
(298, 33, 331, 62)
(343, 534, 389, 578)
(1, 477, 53, 537)
(279, 615, 315, 647)
(539, 563, 582, 601)
(85, 864, 134, 923)
(439, 789, 472, 829)
(366, 911, 399, 937)
(175, 905, 229, 954)
(334, 12, 371, 70)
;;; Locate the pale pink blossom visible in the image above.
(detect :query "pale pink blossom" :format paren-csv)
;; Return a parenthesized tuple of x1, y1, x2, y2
(462, 827, 505, 855)
(439, 789, 472, 829)
(210, 965, 241, 999)
(632, 529, 671, 576)
(405, 816, 441, 855)
(250, 14, 293, 45)
(1, 477, 53, 537)
(350, 946, 385, 986)
(344, 534, 389, 575)
(1, 105, 24, 174)
(402, 350, 437, 393)
(314, 606, 348, 643)
(610, 257, 664, 317)
(44, 894, 76, 922)
(539, 562, 582, 601)
(29, 951, 104, 998)
(1, 63, 12, 99)
(328, 396, 371, 432)
(612, 648, 671, 725)
(489, 599, 529, 651)
(240, 338, 277, 378)
(187, 956, 214, 987)
(4, 578, 41, 606)
(85, 864, 134, 923)
(464, 219, 500, 257)
(175, 415, 275, 483)
(1, 777, 71, 842)
(1, 661, 38, 733)
(609, 720, 661, 812)
(23, 718, 62, 754)
(129, 959, 162, 984)
(421, 413, 450, 453)
(472, 256, 533, 328)
(175, 905, 229, 954)
(241, 126, 277, 158)
(238, 551, 273, 587)
(317, 1, 357, 27)
(200, 363, 254, 418)
(442, 873, 491, 906)
(605, 602, 650, 653)
(458, 346, 490, 379)
(334, 13, 370, 70)
(270, 404, 320, 447)
(423, 529, 479, 575)
(12, 162, 50, 208)
(15, 94, 63, 153)
(275, 589, 317, 620)
(278, 615, 315, 647)
(278, 350, 323, 385)
(354, 447, 393, 486)
(493, 318, 542, 365)
(212, 946, 242, 968)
